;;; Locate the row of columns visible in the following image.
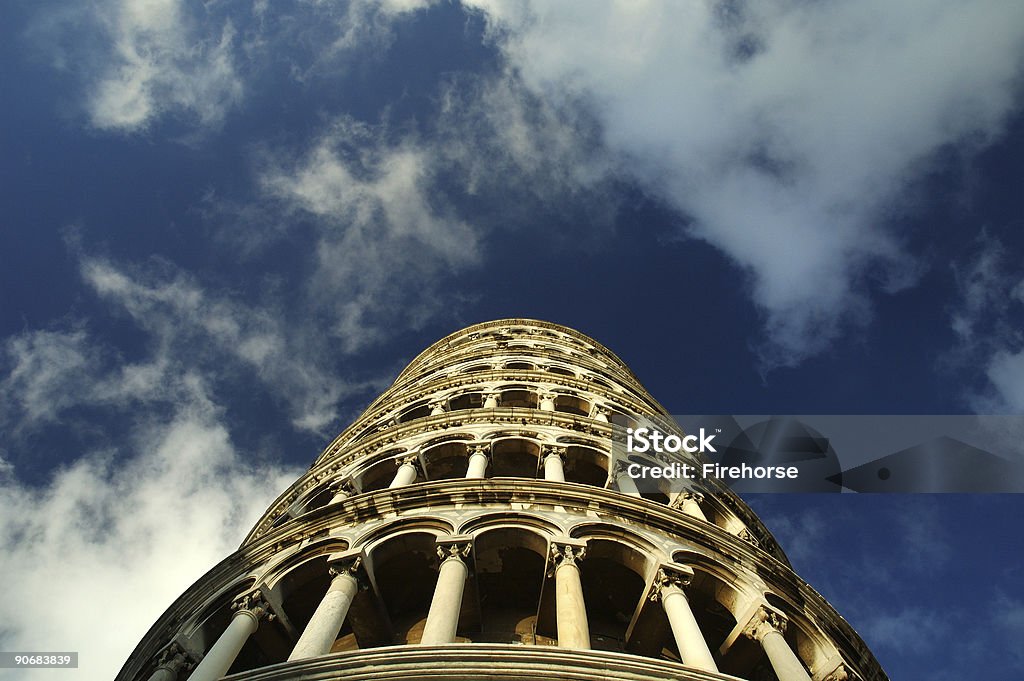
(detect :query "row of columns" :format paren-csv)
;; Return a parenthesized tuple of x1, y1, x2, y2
(379, 445, 572, 490)
(173, 549, 817, 681)
(422, 394, 612, 421)
(331, 456, 715, 522)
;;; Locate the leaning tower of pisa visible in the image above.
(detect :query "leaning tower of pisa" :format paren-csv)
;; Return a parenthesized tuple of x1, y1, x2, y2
(119, 319, 887, 681)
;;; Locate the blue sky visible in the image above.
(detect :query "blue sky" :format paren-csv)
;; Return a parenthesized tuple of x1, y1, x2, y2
(1, 2, 1023, 679)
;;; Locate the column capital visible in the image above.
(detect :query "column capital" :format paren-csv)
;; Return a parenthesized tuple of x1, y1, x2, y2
(154, 642, 196, 677)
(649, 563, 695, 601)
(669, 490, 704, 509)
(396, 454, 422, 471)
(328, 554, 363, 578)
(468, 442, 491, 458)
(612, 459, 632, 475)
(742, 605, 788, 642)
(436, 536, 473, 564)
(543, 444, 567, 461)
(330, 479, 356, 498)
(549, 540, 587, 574)
(231, 590, 275, 625)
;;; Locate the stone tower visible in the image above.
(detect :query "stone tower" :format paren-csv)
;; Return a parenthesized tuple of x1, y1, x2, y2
(119, 319, 887, 681)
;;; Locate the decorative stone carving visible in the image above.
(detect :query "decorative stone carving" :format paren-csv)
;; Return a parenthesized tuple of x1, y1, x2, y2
(743, 606, 788, 642)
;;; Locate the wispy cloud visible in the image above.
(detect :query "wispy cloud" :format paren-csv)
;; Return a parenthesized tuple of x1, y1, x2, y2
(255, 117, 482, 351)
(948, 234, 1024, 411)
(31, 0, 243, 131)
(80, 255, 365, 433)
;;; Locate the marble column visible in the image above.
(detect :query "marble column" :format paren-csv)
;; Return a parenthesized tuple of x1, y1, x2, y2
(420, 540, 472, 645)
(539, 393, 556, 412)
(389, 455, 420, 488)
(550, 542, 590, 649)
(744, 608, 812, 681)
(188, 592, 273, 681)
(543, 446, 566, 482)
(650, 565, 718, 672)
(593, 406, 610, 422)
(483, 392, 499, 409)
(465, 445, 489, 479)
(614, 460, 640, 495)
(429, 401, 446, 416)
(288, 557, 362, 660)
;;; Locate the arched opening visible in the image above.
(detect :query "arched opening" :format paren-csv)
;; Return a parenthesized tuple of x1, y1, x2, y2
(473, 528, 549, 644)
(298, 486, 336, 515)
(422, 442, 470, 480)
(397, 402, 432, 423)
(448, 392, 484, 412)
(578, 539, 649, 652)
(554, 394, 591, 417)
(545, 365, 576, 377)
(490, 438, 541, 478)
(609, 411, 639, 430)
(464, 364, 492, 373)
(564, 445, 609, 487)
(499, 388, 538, 409)
(505, 361, 535, 370)
(368, 532, 441, 644)
(269, 552, 388, 655)
(357, 453, 415, 492)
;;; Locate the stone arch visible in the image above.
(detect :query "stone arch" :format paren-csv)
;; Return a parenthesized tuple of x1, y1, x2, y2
(355, 450, 417, 492)
(364, 529, 447, 645)
(421, 441, 470, 480)
(490, 437, 542, 478)
(571, 534, 652, 652)
(563, 444, 610, 487)
(467, 522, 554, 645)
(448, 390, 484, 411)
(544, 364, 576, 378)
(396, 400, 432, 423)
(553, 393, 591, 417)
(497, 386, 538, 409)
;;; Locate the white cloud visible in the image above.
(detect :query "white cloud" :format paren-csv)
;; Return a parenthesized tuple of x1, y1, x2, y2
(463, 0, 1024, 368)
(257, 117, 481, 352)
(83, 0, 242, 130)
(0, 374, 300, 681)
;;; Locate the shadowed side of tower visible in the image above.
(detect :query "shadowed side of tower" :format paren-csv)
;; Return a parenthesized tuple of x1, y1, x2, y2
(118, 319, 887, 681)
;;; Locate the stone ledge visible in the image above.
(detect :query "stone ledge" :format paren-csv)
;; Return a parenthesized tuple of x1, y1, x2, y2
(223, 644, 749, 681)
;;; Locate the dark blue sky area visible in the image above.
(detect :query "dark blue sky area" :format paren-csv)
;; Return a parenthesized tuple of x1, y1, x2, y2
(1, 2, 1023, 679)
